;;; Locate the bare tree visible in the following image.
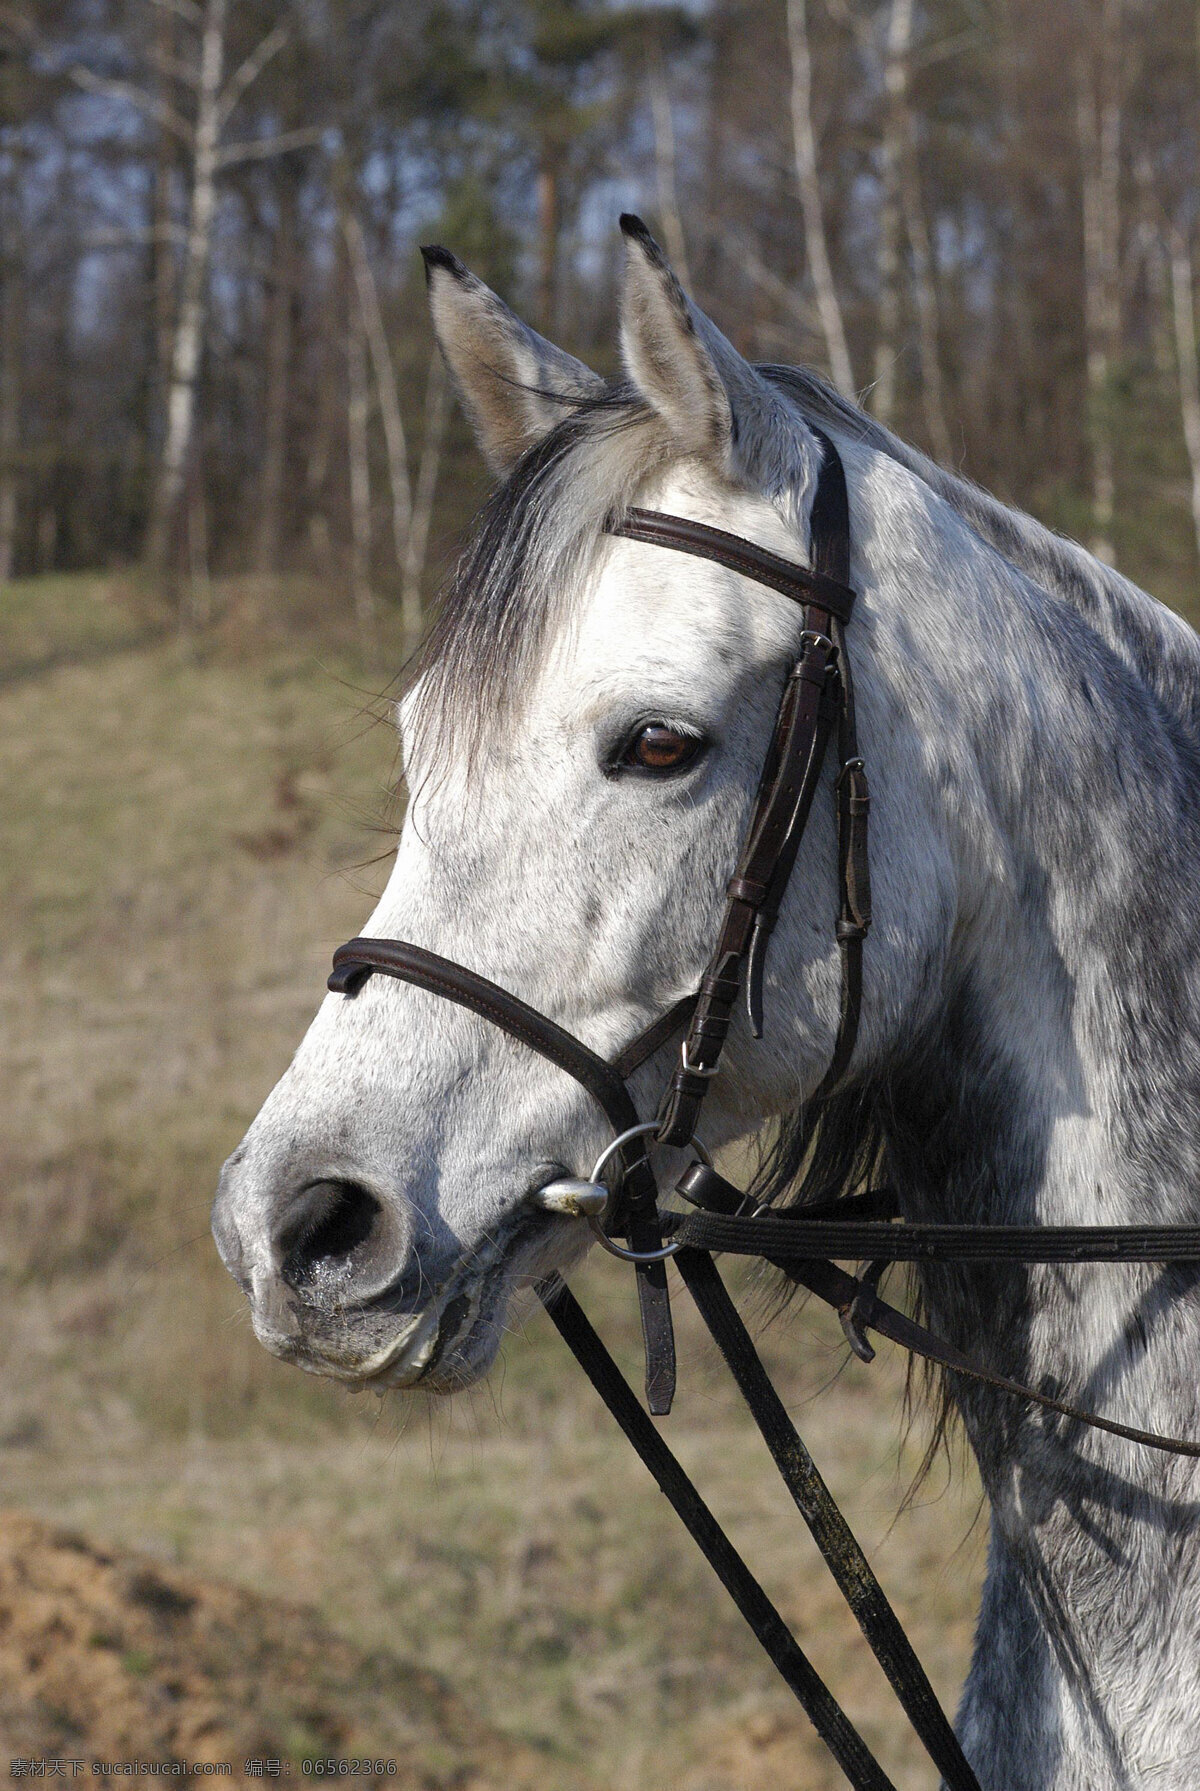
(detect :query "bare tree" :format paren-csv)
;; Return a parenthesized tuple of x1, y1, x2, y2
(346, 283, 375, 656)
(1171, 229, 1200, 566)
(141, 3, 319, 577)
(144, 0, 226, 572)
(0, 136, 24, 583)
(872, 0, 907, 424)
(649, 46, 690, 289)
(345, 212, 413, 582)
(786, 0, 854, 397)
(898, 116, 953, 465)
(255, 179, 298, 578)
(1077, 0, 1123, 563)
(400, 348, 448, 643)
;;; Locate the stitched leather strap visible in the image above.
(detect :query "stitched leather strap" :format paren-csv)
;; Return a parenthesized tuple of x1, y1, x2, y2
(633, 436, 865, 1146)
(609, 507, 857, 622)
(331, 938, 641, 1134)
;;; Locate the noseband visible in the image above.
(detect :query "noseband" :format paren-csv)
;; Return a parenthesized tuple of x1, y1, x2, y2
(326, 435, 1200, 1791)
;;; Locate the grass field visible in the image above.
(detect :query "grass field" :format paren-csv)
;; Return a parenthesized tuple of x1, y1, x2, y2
(0, 573, 985, 1787)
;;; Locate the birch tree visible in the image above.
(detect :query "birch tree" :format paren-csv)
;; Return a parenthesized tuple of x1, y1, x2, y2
(1077, 0, 1123, 563)
(786, 0, 854, 397)
(1170, 229, 1200, 566)
(141, 1, 320, 577)
(344, 211, 412, 584)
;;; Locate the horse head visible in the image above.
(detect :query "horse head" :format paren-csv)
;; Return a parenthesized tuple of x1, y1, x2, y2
(211, 218, 954, 1393)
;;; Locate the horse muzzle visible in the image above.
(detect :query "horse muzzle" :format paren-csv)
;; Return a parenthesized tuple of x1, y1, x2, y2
(212, 1150, 583, 1390)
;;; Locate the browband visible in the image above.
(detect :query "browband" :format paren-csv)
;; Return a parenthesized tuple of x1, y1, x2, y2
(607, 507, 856, 622)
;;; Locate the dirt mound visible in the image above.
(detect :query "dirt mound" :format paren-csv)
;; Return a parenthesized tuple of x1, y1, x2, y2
(0, 1510, 549, 1786)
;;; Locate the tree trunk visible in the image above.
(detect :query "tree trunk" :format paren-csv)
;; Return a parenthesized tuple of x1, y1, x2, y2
(899, 123, 953, 465)
(255, 181, 297, 578)
(649, 48, 690, 289)
(346, 287, 375, 656)
(1170, 231, 1200, 567)
(150, 0, 177, 449)
(146, 0, 226, 578)
(872, 0, 910, 425)
(537, 157, 559, 335)
(1134, 151, 1173, 382)
(400, 347, 448, 644)
(345, 211, 412, 582)
(1077, 0, 1122, 563)
(786, 0, 854, 397)
(187, 459, 211, 629)
(0, 150, 23, 583)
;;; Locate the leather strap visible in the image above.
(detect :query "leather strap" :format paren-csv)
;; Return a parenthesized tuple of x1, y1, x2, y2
(628, 437, 865, 1146)
(539, 1276, 901, 1791)
(609, 507, 856, 623)
(329, 936, 680, 1413)
(669, 1169, 1200, 1263)
(671, 1165, 1200, 1459)
(674, 1249, 981, 1791)
(330, 938, 642, 1135)
(612, 992, 697, 1079)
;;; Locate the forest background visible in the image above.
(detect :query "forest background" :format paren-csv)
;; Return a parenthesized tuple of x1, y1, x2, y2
(0, 1, 1197, 1784)
(3, 0, 1199, 630)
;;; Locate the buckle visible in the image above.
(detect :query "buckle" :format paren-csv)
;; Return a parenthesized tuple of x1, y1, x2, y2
(838, 1260, 886, 1363)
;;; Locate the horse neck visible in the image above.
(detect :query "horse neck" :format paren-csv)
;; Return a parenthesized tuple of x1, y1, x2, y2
(871, 539, 1200, 1786)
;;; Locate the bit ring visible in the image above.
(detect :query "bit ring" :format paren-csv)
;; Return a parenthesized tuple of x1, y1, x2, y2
(586, 1123, 711, 1263)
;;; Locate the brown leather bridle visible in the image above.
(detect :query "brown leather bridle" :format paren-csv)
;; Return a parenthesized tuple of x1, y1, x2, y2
(331, 432, 867, 1407)
(324, 434, 1200, 1791)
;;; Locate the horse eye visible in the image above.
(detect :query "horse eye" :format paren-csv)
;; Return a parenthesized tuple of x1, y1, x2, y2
(619, 724, 704, 775)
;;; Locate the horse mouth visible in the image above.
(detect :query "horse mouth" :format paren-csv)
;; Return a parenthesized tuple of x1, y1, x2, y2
(256, 1203, 582, 1393)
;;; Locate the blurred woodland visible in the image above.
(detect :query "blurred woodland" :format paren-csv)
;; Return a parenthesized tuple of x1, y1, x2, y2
(1, 0, 1199, 633)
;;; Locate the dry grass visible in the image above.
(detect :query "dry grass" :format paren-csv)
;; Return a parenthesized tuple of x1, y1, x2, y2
(0, 573, 985, 1787)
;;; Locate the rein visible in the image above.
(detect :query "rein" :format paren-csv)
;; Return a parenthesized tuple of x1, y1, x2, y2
(326, 435, 1200, 1791)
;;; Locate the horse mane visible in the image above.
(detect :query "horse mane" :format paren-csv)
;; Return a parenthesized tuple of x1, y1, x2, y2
(760, 363, 1200, 743)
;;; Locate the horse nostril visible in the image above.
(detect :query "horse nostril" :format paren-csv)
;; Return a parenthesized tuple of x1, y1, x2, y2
(278, 1179, 382, 1289)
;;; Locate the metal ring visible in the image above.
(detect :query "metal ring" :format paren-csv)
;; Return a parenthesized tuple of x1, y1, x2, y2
(799, 629, 834, 654)
(587, 1224, 683, 1264)
(586, 1124, 713, 1264)
(589, 1120, 663, 1187)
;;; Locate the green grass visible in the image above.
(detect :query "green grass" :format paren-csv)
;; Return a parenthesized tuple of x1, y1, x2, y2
(0, 574, 985, 1788)
(1, 571, 167, 675)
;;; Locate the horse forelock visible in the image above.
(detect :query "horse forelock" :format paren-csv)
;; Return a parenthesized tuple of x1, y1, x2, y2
(403, 386, 664, 775)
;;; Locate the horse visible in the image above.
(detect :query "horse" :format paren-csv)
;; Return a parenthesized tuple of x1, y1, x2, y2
(212, 216, 1200, 1789)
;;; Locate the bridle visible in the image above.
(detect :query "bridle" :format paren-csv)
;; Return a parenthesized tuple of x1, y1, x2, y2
(325, 435, 1200, 1791)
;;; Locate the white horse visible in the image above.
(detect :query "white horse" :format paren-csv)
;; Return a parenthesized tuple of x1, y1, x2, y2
(213, 218, 1200, 1789)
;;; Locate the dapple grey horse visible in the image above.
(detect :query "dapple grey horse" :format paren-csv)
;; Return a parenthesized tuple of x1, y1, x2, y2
(213, 217, 1200, 1789)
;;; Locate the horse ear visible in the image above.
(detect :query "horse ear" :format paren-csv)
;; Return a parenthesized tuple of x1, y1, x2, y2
(421, 247, 605, 476)
(617, 214, 734, 464)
